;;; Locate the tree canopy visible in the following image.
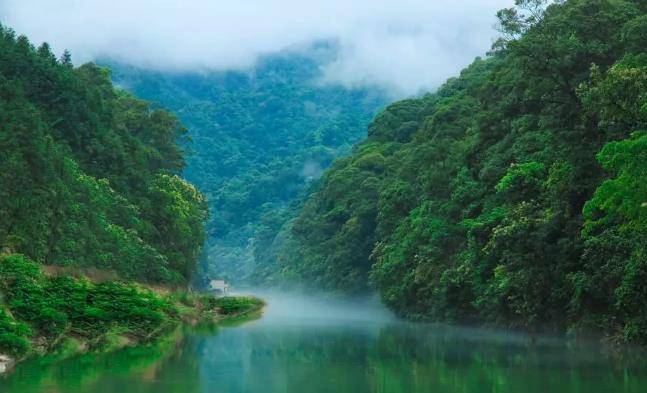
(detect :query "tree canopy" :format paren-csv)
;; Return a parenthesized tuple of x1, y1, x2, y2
(0, 26, 207, 284)
(105, 50, 387, 284)
(276, 0, 647, 343)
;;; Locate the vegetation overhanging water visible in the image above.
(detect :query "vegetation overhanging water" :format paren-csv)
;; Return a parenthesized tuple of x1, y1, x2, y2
(2, 291, 647, 393)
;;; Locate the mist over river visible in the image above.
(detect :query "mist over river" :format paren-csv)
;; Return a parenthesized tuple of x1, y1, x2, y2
(2, 292, 646, 393)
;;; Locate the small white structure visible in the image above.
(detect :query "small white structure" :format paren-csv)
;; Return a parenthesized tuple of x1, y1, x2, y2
(209, 279, 229, 296)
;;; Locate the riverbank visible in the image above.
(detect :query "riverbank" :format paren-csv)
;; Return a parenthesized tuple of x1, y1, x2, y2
(0, 254, 264, 375)
(5, 292, 647, 393)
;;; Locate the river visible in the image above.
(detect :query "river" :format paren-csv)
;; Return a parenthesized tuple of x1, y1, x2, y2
(1, 291, 646, 393)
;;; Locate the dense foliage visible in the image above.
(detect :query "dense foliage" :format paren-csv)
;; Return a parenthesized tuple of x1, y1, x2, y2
(0, 254, 176, 357)
(0, 26, 207, 284)
(208, 296, 265, 316)
(282, 0, 647, 342)
(105, 49, 387, 284)
(0, 254, 265, 357)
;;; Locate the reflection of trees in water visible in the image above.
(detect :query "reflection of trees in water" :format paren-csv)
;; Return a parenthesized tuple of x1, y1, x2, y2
(198, 322, 647, 393)
(367, 324, 647, 393)
(0, 329, 204, 393)
(197, 323, 384, 393)
(4, 322, 647, 393)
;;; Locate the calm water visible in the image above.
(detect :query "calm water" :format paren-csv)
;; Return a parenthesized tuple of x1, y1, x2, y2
(2, 292, 647, 393)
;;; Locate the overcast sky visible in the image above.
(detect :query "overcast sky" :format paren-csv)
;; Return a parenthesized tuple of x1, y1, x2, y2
(0, 0, 511, 96)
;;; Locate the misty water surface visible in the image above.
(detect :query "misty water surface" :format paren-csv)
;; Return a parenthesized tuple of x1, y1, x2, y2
(1, 291, 646, 393)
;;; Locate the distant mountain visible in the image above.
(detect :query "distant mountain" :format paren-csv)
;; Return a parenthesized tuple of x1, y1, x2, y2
(104, 46, 388, 285)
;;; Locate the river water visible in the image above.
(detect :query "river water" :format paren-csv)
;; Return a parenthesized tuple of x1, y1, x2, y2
(1, 292, 646, 393)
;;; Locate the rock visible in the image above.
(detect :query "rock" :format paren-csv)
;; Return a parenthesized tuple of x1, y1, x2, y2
(33, 336, 48, 354)
(0, 354, 15, 374)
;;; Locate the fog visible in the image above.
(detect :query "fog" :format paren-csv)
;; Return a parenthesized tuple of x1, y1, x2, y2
(0, 0, 511, 96)
(231, 289, 396, 326)
(226, 290, 611, 354)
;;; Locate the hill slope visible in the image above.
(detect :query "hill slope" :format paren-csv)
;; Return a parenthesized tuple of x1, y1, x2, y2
(282, 0, 647, 343)
(0, 26, 207, 284)
(0, 26, 208, 358)
(105, 49, 387, 284)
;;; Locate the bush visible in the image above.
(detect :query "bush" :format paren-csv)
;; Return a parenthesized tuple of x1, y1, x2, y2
(0, 255, 178, 348)
(211, 296, 264, 315)
(0, 309, 31, 356)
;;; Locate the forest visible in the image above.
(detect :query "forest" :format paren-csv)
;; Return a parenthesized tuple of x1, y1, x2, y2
(275, 0, 647, 343)
(105, 51, 386, 285)
(0, 26, 208, 283)
(6, 0, 647, 390)
(0, 26, 208, 356)
(1, 0, 646, 361)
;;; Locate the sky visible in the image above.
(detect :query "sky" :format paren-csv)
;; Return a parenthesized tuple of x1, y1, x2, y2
(0, 0, 512, 96)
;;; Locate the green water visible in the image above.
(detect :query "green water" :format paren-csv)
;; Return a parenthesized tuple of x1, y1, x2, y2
(2, 293, 646, 393)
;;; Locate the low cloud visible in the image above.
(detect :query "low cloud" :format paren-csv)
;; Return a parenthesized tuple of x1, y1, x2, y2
(301, 160, 324, 182)
(0, 0, 511, 95)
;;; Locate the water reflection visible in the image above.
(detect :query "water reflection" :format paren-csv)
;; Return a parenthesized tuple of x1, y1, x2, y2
(1, 292, 646, 393)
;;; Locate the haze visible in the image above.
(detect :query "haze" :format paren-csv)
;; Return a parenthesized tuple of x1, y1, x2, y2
(0, 0, 511, 96)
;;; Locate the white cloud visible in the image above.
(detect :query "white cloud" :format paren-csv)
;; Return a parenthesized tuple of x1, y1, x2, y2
(0, 0, 511, 95)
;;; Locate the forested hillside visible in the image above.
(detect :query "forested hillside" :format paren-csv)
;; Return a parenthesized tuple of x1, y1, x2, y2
(0, 26, 207, 284)
(106, 50, 386, 284)
(0, 25, 209, 358)
(281, 0, 647, 343)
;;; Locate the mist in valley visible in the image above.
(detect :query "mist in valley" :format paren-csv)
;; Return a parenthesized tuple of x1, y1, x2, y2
(2, 1, 647, 391)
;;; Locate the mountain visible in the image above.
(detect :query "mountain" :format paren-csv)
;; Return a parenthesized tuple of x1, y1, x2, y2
(104, 47, 388, 285)
(280, 0, 647, 343)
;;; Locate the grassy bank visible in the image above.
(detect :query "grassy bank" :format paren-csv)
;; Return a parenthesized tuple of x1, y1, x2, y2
(0, 254, 264, 371)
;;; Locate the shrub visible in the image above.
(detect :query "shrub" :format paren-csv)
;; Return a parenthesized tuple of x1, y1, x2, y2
(211, 296, 264, 315)
(0, 309, 31, 356)
(0, 255, 178, 347)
